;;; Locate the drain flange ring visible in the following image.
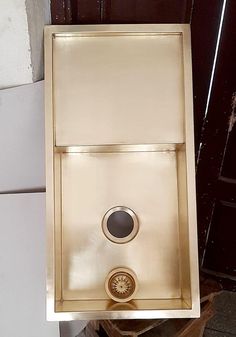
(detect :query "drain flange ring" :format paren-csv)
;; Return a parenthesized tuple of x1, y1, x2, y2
(102, 206, 139, 244)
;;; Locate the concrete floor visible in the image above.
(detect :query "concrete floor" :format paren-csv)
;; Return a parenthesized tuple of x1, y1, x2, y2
(203, 291, 236, 337)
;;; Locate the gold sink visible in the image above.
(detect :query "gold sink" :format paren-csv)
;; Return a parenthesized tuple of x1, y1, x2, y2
(45, 24, 200, 320)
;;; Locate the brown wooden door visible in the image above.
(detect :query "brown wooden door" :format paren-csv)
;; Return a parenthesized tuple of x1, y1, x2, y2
(50, 0, 236, 290)
(51, 0, 193, 24)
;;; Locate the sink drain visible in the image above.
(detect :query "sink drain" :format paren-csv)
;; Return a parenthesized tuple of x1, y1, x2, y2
(105, 268, 138, 302)
(102, 206, 139, 244)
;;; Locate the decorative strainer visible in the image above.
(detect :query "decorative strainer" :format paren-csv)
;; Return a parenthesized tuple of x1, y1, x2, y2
(105, 267, 138, 302)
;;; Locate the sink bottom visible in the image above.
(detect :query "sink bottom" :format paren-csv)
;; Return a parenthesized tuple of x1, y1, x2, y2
(53, 144, 191, 314)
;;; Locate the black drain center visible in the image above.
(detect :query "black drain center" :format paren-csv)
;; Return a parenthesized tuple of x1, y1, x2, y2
(107, 211, 134, 238)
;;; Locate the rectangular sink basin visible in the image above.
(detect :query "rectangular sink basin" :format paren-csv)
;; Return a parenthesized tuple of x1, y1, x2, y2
(45, 24, 200, 320)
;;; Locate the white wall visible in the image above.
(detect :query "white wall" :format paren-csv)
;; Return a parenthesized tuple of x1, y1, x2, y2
(0, 82, 45, 192)
(0, 0, 50, 89)
(0, 193, 59, 337)
(0, 2, 59, 336)
(0, 0, 32, 88)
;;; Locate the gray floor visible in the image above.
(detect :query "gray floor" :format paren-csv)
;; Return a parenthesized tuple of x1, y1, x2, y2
(203, 291, 236, 337)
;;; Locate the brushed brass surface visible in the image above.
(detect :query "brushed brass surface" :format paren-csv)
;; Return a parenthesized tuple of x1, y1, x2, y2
(60, 149, 180, 301)
(45, 24, 200, 320)
(53, 31, 184, 146)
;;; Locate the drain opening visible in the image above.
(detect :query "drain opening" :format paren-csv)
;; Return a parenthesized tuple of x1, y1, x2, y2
(102, 206, 139, 244)
(105, 268, 138, 302)
(107, 211, 134, 238)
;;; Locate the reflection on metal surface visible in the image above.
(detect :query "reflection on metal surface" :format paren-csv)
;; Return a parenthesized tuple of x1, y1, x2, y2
(107, 301, 137, 311)
(102, 206, 139, 244)
(45, 24, 200, 320)
(54, 144, 181, 153)
(52, 30, 184, 146)
(105, 268, 138, 302)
